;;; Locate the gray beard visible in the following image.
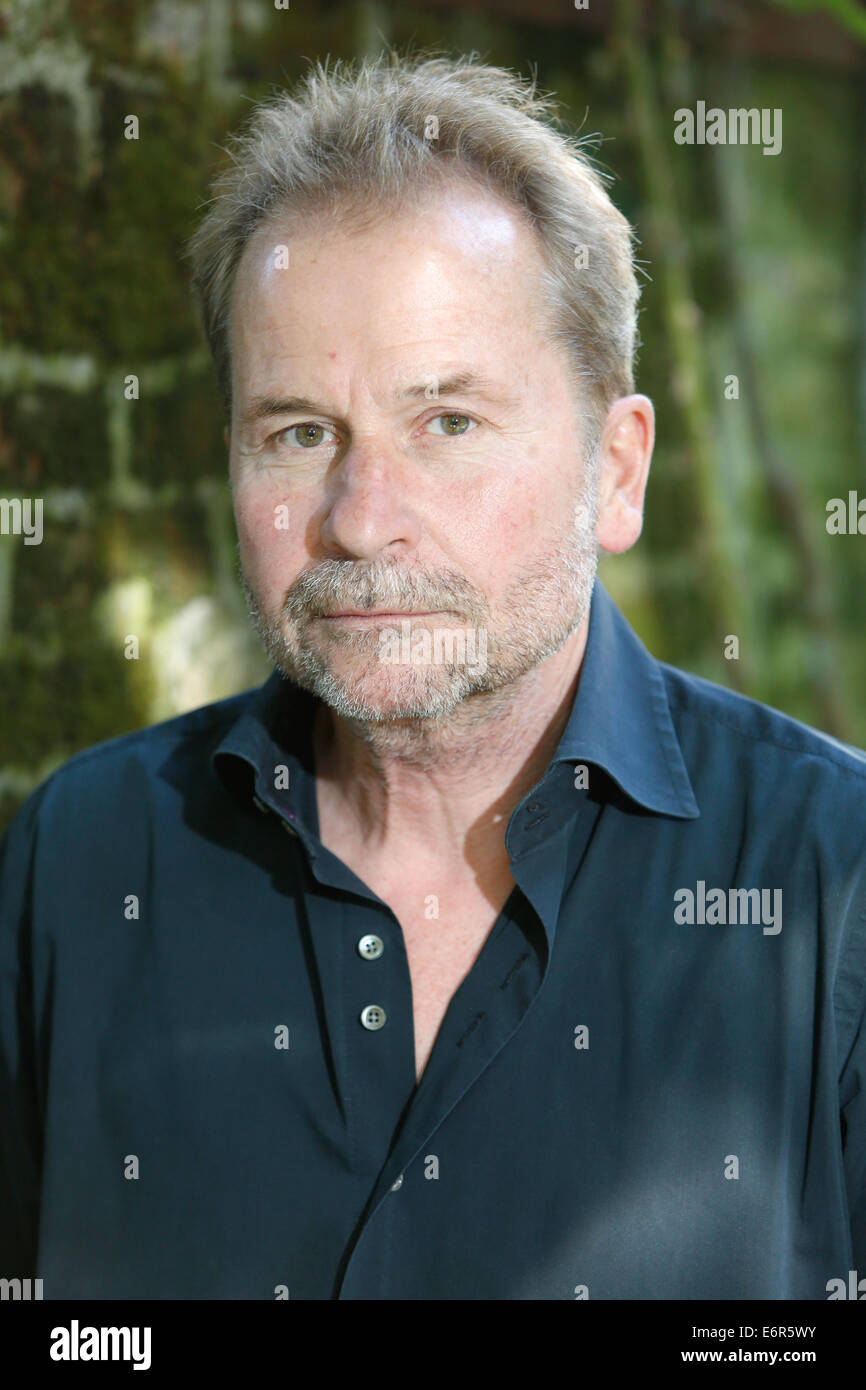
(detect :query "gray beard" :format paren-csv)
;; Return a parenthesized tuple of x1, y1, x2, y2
(238, 461, 599, 749)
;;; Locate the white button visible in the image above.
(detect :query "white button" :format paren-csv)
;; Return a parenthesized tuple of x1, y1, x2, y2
(390, 1174, 403, 1191)
(357, 934, 384, 960)
(360, 1004, 386, 1031)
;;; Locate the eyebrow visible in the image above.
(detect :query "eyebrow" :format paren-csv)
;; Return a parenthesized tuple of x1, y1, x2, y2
(239, 372, 516, 429)
(399, 371, 510, 403)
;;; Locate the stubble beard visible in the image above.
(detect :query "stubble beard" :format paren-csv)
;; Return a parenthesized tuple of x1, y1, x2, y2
(239, 459, 600, 747)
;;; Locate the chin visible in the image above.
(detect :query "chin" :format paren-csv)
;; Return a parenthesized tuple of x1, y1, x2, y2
(310, 659, 472, 723)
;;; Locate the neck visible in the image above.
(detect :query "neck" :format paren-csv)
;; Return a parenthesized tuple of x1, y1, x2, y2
(312, 617, 589, 864)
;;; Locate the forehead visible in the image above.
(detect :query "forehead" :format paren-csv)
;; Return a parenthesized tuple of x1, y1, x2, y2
(229, 177, 551, 348)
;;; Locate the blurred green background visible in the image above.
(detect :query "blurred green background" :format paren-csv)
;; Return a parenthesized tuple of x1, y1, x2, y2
(0, 0, 864, 830)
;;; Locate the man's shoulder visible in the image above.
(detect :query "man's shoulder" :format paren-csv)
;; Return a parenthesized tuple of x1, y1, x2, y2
(3, 684, 264, 839)
(57, 686, 256, 778)
(659, 658, 866, 790)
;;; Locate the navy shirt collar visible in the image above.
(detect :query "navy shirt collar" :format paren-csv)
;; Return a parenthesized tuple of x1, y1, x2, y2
(554, 578, 699, 818)
(212, 577, 699, 829)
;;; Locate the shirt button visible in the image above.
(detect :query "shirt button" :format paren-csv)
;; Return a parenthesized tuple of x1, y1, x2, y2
(390, 1174, 403, 1191)
(357, 934, 384, 960)
(360, 1004, 387, 1030)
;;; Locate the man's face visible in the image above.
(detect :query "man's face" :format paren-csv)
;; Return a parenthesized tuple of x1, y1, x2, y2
(227, 179, 600, 723)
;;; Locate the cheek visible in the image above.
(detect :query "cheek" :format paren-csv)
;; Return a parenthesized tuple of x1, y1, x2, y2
(233, 481, 307, 593)
(472, 474, 541, 549)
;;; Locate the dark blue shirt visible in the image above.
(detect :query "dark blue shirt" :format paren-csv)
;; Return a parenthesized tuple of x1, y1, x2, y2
(2, 579, 865, 1299)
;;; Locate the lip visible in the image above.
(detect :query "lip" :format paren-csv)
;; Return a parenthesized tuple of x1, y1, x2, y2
(320, 610, 449, 620)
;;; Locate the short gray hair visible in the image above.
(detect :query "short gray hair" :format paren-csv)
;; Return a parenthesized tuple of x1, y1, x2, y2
(185, 52, 640, 431)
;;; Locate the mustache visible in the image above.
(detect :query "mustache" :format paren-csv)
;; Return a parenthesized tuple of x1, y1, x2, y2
(283, 558, 484, 620)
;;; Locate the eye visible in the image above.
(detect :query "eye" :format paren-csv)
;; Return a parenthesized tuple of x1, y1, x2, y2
(277, 423, 338, 449)
(425, 413, 477, 437)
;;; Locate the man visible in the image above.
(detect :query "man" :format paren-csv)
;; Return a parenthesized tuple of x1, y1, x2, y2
(1, 54, 864, 1301)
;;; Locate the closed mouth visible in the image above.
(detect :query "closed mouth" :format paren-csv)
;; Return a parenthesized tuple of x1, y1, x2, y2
(320, 609, 447, 619)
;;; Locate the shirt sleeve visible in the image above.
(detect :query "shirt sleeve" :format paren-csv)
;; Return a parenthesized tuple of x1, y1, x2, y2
(0, 791, 45, 1277)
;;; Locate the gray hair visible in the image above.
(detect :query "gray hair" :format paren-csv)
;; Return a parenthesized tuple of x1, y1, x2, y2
(185, 52, 641, 433)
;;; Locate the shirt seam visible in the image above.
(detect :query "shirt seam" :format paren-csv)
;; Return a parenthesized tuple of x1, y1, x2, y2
(666, 694, 866, 782)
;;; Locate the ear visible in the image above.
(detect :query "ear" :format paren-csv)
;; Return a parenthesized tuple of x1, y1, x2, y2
(594, 395, 654, 554)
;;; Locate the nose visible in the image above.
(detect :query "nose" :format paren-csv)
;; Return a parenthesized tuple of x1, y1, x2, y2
(319, 443, 423, 561)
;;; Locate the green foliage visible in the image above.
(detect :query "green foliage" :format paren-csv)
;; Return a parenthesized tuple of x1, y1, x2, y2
(0, 0, 862, 831)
